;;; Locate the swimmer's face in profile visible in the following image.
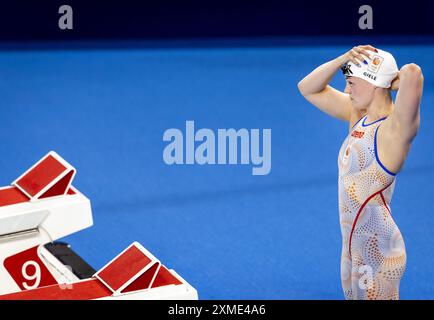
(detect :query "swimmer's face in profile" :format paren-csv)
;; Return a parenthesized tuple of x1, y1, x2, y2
(344, 76, 376, 110)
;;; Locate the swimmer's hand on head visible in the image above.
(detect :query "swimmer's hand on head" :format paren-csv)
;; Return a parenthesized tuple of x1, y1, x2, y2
(338, 45, 378, 67)
(297, 44, 378, 123)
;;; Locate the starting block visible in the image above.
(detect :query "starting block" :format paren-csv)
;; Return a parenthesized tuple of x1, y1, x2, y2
(0, 151, 198, 300)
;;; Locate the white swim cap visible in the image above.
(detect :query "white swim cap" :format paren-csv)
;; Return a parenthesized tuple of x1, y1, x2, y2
(341, 48, 399, 88)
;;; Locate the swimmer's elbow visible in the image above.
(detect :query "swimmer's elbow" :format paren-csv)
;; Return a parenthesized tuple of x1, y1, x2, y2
(297, 80, 306, 96)
(297, 79, 313, 97)
(401, 63, 424, 86)
(401, 63, 422, 75)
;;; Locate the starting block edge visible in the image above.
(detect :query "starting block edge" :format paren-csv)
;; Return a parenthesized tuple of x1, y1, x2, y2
(93, 242, 161, 295)
(11, 151, 76, 201)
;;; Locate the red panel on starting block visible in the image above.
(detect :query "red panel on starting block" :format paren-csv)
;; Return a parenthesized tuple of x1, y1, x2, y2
(95, 242, 160, 294)
(0, 279, 112, 300)
(3, 246, 58, 291)
(12, 151, 76, 201)
(0, 186, 77, 208)
(0, 266, 184, 300)
(15, 155, 66, 197)
(0, 187, 30, 207)
(152, 265, 183, 288)
(39, 171, 75, 199)
(121, 262, 160, 293)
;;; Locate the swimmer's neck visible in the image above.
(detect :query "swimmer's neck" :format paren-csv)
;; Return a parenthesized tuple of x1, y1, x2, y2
(364, 92, 394, 123)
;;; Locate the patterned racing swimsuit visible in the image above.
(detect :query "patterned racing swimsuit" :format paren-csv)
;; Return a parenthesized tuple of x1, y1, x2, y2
(338, 115, 406, 300)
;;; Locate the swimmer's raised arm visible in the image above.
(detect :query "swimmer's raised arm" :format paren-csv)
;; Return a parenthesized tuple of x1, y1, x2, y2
(297, 45, 377, 122)
(386, 64, 424, 143)
(375, 63, 424, 174)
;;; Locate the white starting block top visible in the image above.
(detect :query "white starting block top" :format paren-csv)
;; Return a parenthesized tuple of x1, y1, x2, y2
(0, 152, 198, 300)
(0, 151, 93, 242)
